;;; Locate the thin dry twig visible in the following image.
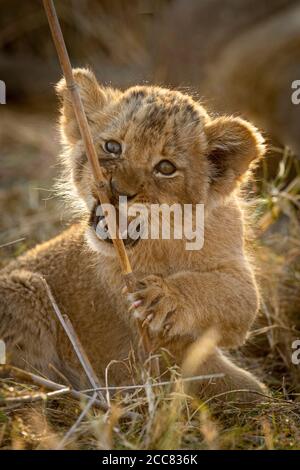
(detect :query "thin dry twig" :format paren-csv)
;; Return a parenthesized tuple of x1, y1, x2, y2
(80, 373, 225, 393)
(42, 277, 107, 408)
(197, 389, 276, 409)
(56, 392, 98, 450)
(0, 237, 26, 249)
(0, 387, 70, 405)
(0, 364, 140, 419)
(0, 364, 105, 408)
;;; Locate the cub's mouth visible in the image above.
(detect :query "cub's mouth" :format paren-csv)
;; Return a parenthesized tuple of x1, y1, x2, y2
(89, 201, 141, 247)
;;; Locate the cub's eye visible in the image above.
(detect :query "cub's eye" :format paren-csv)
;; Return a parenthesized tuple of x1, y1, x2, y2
(155, 160, 176, 176)
(104, 140, 122, 155)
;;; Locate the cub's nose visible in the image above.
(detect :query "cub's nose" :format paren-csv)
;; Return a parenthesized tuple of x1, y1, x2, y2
(110, 179, 137, 201)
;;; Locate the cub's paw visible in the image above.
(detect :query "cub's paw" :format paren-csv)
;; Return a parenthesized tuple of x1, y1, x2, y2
(127, 274, 188, 338)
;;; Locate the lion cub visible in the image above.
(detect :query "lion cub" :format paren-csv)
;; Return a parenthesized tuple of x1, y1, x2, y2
(0, 68, 266, 401)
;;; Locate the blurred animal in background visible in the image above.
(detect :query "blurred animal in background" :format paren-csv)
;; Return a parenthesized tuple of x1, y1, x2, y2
(154, 0, 300, 158)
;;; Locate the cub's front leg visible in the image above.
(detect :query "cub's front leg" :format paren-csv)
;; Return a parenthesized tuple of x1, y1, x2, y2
(128, 266, 259, 348)
(0, 270, 81, 386)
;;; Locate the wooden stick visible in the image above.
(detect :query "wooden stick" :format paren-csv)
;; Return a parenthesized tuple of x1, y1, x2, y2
(42, 0, 152, 363)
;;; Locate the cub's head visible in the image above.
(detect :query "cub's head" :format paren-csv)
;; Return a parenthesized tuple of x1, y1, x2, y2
(56, 68, 265, 254)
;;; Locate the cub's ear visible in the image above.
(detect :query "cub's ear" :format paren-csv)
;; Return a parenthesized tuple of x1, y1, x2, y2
(205, 116, 265, 196)
(56, 68, 107, 145)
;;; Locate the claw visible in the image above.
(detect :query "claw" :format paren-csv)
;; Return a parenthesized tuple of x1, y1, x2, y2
(142, 313, 153, 328)
(129, 299, 143, 312)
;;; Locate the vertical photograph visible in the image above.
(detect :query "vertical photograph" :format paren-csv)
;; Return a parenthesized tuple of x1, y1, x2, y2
(0, 0, 300, 455)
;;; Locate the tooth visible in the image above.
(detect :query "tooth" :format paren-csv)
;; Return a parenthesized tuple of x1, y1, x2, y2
(96, 228, 108, 239)
(99, 218, 106, 228)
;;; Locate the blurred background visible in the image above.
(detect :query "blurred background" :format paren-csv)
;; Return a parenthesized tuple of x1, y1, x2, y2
(1, 0, 300, 253)
(1, 0, 300, 449)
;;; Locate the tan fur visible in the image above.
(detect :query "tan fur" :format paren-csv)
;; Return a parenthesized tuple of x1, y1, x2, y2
(0, 68, 267, 401)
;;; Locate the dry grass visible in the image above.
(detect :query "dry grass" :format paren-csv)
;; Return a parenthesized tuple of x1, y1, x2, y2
(1, 371, 300, 450)
(0, 112, 300, 450)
